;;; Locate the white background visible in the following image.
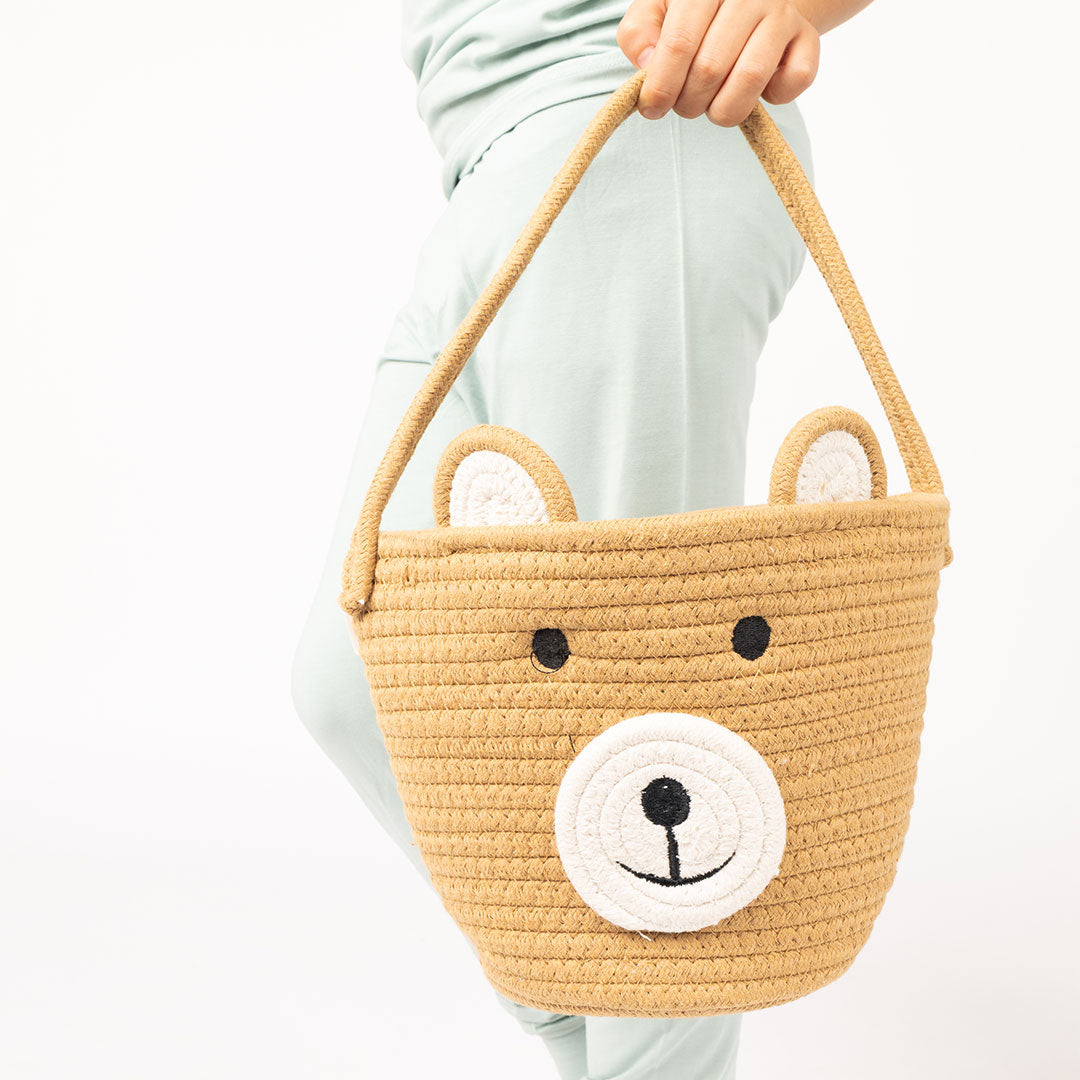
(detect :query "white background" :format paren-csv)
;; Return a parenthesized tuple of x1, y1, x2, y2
(3, 2, 1078, 1077)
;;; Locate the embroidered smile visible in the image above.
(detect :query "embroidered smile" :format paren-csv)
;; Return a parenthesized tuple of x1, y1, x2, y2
(617, 776, 735, 887)
(617, 853, 734, 887)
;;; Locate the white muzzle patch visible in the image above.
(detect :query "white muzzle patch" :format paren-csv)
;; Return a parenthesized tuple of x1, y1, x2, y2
(554, 712, 787, 933)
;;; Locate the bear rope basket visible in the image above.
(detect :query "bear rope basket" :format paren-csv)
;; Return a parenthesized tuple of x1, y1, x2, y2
(339, 71, 951, 1018)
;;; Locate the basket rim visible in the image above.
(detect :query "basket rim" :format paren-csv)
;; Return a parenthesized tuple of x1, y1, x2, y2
(367, 491, 950, 561)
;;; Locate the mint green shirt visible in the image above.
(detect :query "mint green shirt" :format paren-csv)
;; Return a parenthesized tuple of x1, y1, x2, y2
(401, 0, 635, 194)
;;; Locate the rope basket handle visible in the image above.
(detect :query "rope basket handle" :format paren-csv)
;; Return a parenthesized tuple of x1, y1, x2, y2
(341, 70, 944, 614)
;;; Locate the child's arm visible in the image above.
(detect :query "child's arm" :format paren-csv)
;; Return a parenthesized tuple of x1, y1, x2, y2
(618, 0, 874, 125)
(794, 0, 875, 33)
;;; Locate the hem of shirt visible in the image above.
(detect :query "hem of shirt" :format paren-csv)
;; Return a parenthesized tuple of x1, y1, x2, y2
(439, 49, 638, 198)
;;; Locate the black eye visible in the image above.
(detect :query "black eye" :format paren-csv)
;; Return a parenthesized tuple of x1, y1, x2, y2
(531, 628, 569, 671)
(732, 616, 771, 660)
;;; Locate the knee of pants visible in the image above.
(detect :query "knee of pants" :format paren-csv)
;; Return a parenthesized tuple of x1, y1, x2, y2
(290, 610, 434, 878)
(290, 616, 339, 747)
(289, 615, 392, 806)
(289, 606, 373, 763)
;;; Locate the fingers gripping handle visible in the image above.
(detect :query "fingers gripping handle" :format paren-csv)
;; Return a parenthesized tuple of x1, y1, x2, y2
(340, 70, 943, 616)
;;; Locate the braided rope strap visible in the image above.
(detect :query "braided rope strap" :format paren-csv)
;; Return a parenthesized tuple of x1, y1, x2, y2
(340, 69, 944, 615)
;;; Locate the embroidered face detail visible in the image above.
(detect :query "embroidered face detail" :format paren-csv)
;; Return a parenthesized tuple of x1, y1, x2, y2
(429, 410, 887, 934)
(531, 628, 570, 672)
(732, 615, 771, 660)
(553, 712, 786, 932)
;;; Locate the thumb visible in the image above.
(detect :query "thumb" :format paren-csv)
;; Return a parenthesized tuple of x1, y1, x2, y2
(617, 0, 665, 69)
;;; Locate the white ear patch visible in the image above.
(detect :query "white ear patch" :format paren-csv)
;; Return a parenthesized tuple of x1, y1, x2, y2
(433, 425, 577, 528)
(554, 713, 786, 934)
(448, 449, 550, 527)
(795, 429, 873, 504)
(769, 407, 886, 504)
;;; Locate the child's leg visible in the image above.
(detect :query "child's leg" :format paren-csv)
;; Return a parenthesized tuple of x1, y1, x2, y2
(585, 1016, 740, 1080)
(290, 226, 587, 1079)
(290, 357, 475, 881)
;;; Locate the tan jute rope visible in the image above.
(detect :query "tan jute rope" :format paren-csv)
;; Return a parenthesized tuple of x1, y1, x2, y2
(341, 70, 944, 614)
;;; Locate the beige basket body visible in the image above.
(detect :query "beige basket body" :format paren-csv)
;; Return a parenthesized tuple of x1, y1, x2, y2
(339, 74, 951, 1017)
(354, 494, 948, 1015)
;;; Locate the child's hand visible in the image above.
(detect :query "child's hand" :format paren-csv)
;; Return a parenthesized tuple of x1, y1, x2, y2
(617, 0, 820, 125)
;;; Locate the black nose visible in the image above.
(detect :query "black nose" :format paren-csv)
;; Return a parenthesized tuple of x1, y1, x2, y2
(641, 776, 691, 828)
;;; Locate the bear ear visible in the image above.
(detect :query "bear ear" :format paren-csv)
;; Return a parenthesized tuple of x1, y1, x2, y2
(769, 407, 887, 505)
(433, 425, 578, 527)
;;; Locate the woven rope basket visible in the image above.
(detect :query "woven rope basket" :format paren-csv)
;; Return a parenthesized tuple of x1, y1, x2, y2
(340, 72, 951, 1018)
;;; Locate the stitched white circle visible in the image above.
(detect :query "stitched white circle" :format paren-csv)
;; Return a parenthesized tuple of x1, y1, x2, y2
(448, 449, 549, 526)
(554, 713, 786, 933)
(795, 429, 872, 503)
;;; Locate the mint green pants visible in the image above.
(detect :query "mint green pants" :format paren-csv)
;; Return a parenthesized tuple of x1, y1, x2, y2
(292, 90, 811, 1079)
